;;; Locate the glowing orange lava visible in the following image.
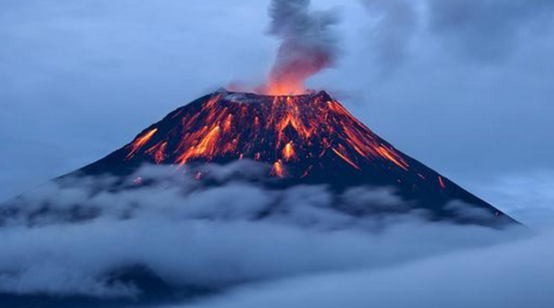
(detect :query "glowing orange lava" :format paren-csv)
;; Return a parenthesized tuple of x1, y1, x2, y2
(145, 141, 167, 164)
(376, 146, 409, 171)
(271, 160, 285, 177)
(259, 42, 332, 96)
(283, 142, 296, 161)
(262, 78, 307, 96)
(177, 125, 221, 166)
(332, 147, 360, 170)
(125, 128, 158, 160)
(122, 91, 414, 178)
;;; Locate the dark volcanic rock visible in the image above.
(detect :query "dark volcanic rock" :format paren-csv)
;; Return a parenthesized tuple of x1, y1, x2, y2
(77, 90, 515, 225)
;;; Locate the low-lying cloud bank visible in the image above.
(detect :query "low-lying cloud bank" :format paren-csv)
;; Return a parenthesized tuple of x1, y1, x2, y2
(165, 228, 554, 308)
(0, 163, 532, 302)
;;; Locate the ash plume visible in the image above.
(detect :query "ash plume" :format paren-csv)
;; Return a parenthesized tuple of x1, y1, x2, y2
(260, 0, 340, 95)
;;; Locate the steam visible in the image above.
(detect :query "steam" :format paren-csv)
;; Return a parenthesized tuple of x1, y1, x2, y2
(361, 0, 554, 70)
(260, 0, 340, 95)
(362, 0, 418, 74)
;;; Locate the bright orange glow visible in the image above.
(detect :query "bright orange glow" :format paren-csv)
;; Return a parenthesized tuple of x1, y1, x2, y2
(224, 114, 233, 131)
(376, 146, 409, 171)
(205, 94, 222, 109)
(282, 142, 296, 161)
(332, 147, 361, 170)
(259, 41, 331, 96)
(262, 78, 307, 96)
(121, 92, 416, 179)
(177, 126, 221, 165)
(271, 160, 285, 177)
(125, 128, 158, 160)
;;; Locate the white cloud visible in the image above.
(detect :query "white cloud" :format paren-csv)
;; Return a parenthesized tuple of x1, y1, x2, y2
(0, 164, 527, 299)
(163, 228, 554, 308)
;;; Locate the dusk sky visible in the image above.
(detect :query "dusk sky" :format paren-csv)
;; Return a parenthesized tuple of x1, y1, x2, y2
(1, 0, 554, 225)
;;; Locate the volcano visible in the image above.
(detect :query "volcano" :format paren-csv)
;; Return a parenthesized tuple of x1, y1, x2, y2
(0, 89, 516, 308)
(75, 90, 513, 226)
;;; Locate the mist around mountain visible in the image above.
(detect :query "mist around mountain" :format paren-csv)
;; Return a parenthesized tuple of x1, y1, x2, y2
(0, 162, 539, 308)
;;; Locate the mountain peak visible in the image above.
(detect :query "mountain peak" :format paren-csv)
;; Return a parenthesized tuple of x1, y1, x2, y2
(214, 89, 333, 102)
(77, 90, 516, 226)
(104, 90, 400, 175)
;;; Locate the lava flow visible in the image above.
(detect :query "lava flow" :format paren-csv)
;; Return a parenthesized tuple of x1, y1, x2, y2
(76, 89, 515, 226)
(122, 90, 410, 179)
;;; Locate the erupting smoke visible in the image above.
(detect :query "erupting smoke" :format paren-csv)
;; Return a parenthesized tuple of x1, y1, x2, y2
(259, 0, 340, 95)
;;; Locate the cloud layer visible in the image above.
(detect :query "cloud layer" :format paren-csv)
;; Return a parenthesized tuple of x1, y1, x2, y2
(165, 228, 554, 308)
(0, 163, 525, 300)
(1, 1, 553, 306)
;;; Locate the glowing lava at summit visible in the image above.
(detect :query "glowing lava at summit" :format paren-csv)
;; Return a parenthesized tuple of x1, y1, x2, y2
(261, 42, 334, 95)
(257, 0, 339, 95)
(120, 90, 411, 180)
(78, 89, 516, 226)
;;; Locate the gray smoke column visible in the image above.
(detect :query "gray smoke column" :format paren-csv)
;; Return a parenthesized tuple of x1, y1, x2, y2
(260, 0, 340, 95)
